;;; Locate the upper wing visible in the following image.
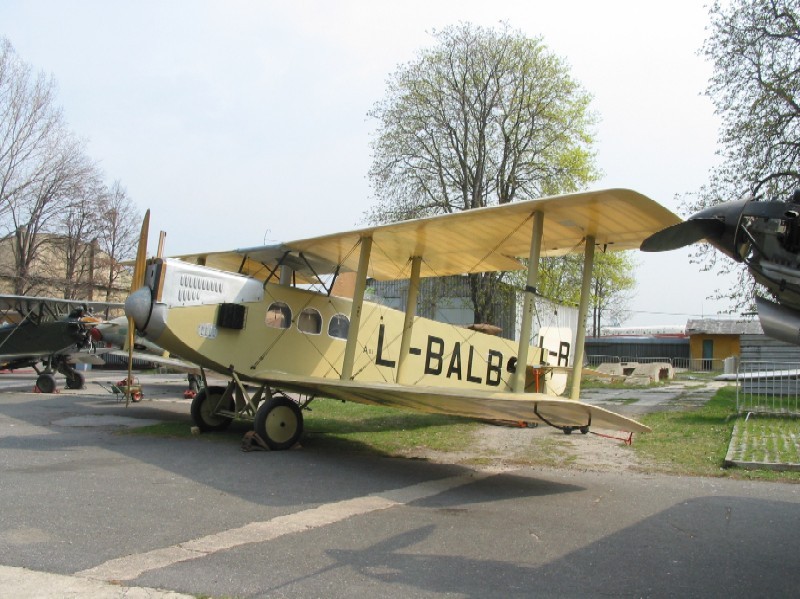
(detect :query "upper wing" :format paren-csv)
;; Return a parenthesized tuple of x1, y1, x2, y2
(174, 188, 680, 282)
(259, 371, 650, 433)
(0, 295, 124, 324)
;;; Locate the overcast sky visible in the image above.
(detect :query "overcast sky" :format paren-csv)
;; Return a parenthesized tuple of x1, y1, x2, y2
(0, 0, 740, 326)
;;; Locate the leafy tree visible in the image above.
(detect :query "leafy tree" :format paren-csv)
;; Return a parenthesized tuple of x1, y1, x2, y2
(532, 250, 637, 335)
(681, 0, 800, 306)
(368, 22, 599, 324)
(588, 252, 636, 335)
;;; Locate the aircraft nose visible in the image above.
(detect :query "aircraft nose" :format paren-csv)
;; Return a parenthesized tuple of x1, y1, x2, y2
(125, 286, 153, 332)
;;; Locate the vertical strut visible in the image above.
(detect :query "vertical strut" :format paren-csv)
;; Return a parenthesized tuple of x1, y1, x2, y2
(396, 256, 422, 383)
(570, 235, 595, 400)
(513, 211, 544, 393)
(341, 236, 372, 380)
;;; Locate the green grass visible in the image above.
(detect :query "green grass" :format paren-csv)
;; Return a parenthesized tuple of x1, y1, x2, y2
(302, 399, 478, 455)
(633, 387, 800, 481)
(732, 415, 800, 465)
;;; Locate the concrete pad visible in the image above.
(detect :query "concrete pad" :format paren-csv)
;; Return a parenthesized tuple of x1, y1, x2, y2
(52, 415, 162, 428)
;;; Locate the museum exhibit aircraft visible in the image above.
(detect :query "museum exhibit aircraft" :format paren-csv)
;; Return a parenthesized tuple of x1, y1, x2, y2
(125, 189, 681, 449)
(0, 295, 122, 392)
(641, 190, 800, 345)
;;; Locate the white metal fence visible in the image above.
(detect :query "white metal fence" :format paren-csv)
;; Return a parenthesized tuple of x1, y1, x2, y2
(586, 355, 725, 373)
(735, 361, 800, 415)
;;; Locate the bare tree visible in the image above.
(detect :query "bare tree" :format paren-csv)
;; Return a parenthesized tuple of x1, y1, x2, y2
(0, 37, 111, 297)
(55, 173, 105, 299)
(0, 38, 63, 226)
(8, 131, 95, 295)
(95, 181, 140, 301)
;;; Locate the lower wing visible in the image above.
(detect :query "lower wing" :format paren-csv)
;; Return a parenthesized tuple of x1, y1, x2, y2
(257, 372, 651, 433)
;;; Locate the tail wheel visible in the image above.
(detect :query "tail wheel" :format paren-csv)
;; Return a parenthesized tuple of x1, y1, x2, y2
(36, 373, 57, 394)
(254, 395, 303, 450)
(66, 371, 85, 390)
(190, 386, 233, 432)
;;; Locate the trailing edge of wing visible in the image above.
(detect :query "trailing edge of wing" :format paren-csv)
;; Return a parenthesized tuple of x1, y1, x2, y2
(173, 188, 680, 282)
(258, 371, 651, 434)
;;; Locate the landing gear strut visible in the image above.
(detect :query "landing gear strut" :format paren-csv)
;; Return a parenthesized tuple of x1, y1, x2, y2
(33, 357, 84, 393)
(188, 371, 308, 450)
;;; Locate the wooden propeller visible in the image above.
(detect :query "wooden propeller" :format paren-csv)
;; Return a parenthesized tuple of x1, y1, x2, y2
(126, 209, 150, 406)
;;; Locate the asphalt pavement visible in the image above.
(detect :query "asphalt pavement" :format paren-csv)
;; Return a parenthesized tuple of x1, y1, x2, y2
(0, 371, 798, 598)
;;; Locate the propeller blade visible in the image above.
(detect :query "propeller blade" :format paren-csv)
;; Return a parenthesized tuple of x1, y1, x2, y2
(127, 209, 149, 406)
(132, 209, 151, 290)
(640, 218, 726, 252)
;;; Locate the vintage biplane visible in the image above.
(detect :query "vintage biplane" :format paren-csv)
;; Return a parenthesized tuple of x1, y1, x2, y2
(125, 189, 681, 449)
(0, 295, 122, 392)
(642, 190, 800, 345)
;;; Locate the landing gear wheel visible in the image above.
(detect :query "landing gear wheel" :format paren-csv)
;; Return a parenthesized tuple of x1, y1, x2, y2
(580, 426, 590, 435)
(66, 371, 85, 390)
(36, 373, 57, 394)
(562, 426, 574, 435)
(190, 386, 233, 432)
(254, 395, 303, 450)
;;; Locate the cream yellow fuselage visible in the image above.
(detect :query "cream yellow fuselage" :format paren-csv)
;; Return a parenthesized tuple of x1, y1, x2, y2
(135, 258, 560, 394)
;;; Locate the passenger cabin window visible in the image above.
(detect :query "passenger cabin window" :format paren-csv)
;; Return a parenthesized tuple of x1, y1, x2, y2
(298, 308, 322, 335)
(265, 302, 292, 329)
(328, 314, 349, 339)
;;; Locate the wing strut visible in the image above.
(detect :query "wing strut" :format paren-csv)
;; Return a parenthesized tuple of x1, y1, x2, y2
(570, 235, 595, 400)
(341, 236, 373, 380)
(512, 211, 544, 392)
(396, 256, 422, 384)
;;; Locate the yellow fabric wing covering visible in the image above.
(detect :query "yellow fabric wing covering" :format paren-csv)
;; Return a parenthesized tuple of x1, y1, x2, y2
(174, 188, 680, 282)
(258, 371, 651, 433)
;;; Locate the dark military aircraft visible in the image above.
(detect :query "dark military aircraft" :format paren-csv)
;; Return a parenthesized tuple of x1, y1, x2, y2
(641, 190, 800, 344)
(0, 295, 121, 392)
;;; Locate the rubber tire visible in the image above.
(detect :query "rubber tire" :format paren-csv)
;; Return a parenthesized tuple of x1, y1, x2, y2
(36, 373, 57, 394)
(190, 386, 233, 432)
(254, 395, 303, 450)
(66, 371, 85, 390)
